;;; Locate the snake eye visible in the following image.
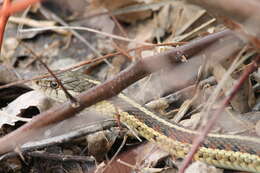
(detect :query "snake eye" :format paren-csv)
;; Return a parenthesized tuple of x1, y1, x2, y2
(49, 81, 59, 89)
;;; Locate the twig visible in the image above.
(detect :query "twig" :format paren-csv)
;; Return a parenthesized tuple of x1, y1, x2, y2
(26, 151, 96, 163)
(0, 30, 233, 154)
(112, 41, 133, 60)
(178, 56, 260, 173)
(9, 16, 56, 28)
(20, 26, 152, 46)
(109, 12, 128, 38)
(0, 120, 116, 161)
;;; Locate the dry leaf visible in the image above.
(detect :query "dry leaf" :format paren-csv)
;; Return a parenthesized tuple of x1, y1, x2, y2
(86, 130, 117, 161)
(212, 62, 253, 113)
(0, 91, 52, 127)
(185, 161, 223, 173)
(91, 0, 152, 23)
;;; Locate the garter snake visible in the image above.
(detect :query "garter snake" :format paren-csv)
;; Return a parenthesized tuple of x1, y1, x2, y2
(33, 71, 260, 173)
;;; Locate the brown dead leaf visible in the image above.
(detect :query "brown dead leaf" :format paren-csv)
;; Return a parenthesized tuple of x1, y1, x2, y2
(103, 142, 171, 173)
(130, 19, 155, 45)
(212, 62, 254, 113)
(90, 0, 152, 23)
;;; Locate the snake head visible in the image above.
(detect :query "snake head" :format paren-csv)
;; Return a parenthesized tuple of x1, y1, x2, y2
(32, 71, 98, 102)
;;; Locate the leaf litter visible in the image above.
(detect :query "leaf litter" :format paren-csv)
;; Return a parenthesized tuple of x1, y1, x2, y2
(0, 0, 259, 173)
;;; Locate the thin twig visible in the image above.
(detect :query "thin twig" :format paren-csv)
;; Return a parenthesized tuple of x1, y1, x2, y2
(109, 12, 128, 38)
(112, 41, 134, 60)
(20, 26, 152, 46)
(27, 151, 96, 163)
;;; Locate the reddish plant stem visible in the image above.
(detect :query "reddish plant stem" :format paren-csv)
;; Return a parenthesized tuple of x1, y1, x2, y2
(0, 0, 10, 50)
(178, 56, 260, 173)
(0, 0, 41, 16)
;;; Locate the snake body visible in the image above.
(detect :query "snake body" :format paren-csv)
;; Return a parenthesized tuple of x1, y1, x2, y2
(34, 71, 260, 172)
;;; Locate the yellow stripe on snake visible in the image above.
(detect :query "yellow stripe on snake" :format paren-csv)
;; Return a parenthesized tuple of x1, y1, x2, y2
(33, 71, 260, 173)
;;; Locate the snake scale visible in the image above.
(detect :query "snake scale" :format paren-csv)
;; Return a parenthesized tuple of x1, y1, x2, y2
(33, 71, 260, 173)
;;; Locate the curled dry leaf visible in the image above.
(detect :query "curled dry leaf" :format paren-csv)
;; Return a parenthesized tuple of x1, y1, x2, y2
(0, 91, 53, 127)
